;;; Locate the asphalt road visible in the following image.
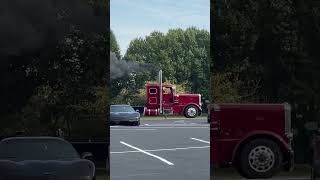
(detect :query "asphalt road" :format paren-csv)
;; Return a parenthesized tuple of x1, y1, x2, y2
(110, 117, 209, 180)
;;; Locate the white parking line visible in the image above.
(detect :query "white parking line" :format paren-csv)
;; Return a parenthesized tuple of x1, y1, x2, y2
(190, 137, 210, 144)
(120, 141, 174, 166)
(111, 127, 208, 129)
(111, 145, 209, 154)
(111, 129, 157, 131)
(141, 124, 209, 126)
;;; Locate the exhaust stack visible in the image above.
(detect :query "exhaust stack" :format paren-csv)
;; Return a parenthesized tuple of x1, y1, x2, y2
(158, 70, 163, 114)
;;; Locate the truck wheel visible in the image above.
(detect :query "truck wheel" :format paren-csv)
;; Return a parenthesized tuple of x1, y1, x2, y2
(237, 138, 282, 179)
(184, 105, 198, 118)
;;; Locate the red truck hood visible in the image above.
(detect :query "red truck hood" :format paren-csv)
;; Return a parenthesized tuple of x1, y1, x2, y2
(175, 94, 202, 107)
(176, 93, 201, 97)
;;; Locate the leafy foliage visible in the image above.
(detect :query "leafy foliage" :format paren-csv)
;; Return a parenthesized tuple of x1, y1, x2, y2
(111, 27, 210, 105)
(0, 1, 108, 139)
(211, 0, 320, 162)
(110, 30, 121, 59)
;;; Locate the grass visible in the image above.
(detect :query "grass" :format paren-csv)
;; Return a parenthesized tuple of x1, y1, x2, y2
(141, 114, 208, 121)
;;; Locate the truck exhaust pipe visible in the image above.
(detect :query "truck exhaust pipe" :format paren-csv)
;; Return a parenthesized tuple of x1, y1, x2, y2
(158, 70, 163, 114)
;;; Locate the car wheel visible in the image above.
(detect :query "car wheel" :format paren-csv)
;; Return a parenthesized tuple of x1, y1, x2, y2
(237, 138, 282, 179)
(184, 105, 198, 118)
(132, 121, 140, 126)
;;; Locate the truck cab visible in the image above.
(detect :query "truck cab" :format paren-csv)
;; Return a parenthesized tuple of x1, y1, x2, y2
(209, 103, 294, 179)
(144, 82, 202, 118)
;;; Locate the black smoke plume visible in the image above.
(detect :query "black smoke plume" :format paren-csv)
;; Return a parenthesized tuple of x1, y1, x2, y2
(110, 52, 159, 79)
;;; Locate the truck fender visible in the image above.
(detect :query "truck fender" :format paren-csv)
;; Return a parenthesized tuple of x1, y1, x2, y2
(183, 103, 202, 113)
(231, 130, 291, 163)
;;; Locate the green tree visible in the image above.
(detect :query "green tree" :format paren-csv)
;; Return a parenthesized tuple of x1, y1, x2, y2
(110, 30, 121, 59)
(211, 0, 320, 162)
(117, 27, 210, 105)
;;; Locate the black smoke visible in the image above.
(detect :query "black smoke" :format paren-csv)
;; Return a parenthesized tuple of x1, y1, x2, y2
(110, 52, 140, 79)
(110, 52, 159, 79)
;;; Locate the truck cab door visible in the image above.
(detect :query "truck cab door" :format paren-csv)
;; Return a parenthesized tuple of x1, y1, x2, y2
(162, 87, 173, 104)
(162, 87, 174, 114)
(210, 104, 221, 137)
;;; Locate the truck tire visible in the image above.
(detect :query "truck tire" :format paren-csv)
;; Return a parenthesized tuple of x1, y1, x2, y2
(237, 138, 282, 179)
(184, 105, 199, 118)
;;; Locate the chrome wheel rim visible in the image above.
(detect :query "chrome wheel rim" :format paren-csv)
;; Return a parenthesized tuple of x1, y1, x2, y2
(187, 107, 197, 117)
(248, 145, 275, 173)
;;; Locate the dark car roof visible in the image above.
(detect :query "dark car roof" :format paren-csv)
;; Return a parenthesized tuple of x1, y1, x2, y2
(111, 104, 131, 107)
(1, 136, 70, 144)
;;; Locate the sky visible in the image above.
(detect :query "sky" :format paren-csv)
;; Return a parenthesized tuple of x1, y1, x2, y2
(110, 0, 210, 56)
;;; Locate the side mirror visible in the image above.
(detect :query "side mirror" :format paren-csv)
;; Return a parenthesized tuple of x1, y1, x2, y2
(82, 152, 94, 162)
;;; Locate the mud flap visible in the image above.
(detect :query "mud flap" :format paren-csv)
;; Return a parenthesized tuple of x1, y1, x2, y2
(312, 134, 320, 180)
(284, 149, 294, 172)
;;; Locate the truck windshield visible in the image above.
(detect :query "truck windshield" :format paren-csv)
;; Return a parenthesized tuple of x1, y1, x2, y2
(111, 106, 135, 113)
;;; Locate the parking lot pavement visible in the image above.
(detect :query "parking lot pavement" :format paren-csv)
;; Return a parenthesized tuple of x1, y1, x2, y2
(110, 118, 209, 180)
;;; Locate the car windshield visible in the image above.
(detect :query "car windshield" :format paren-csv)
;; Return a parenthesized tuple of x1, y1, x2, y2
(111, 105, 135, 113)
(0, 139, 79, 161)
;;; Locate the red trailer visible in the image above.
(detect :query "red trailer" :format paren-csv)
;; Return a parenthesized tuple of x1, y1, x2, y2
(144, 70, 202, 118)
(209, 103, 294, 178)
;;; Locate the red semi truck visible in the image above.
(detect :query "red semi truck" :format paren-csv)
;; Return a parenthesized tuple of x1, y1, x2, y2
(143, 70, 202, 118)
(209, 103, 294, 178)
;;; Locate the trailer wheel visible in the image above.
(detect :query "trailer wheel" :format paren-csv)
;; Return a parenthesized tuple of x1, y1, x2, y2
(237, 138, 282, 179)
(184, 105, 198, 118)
